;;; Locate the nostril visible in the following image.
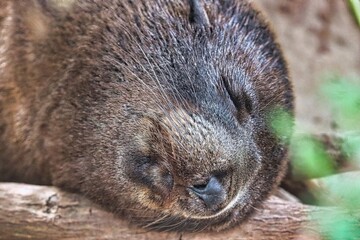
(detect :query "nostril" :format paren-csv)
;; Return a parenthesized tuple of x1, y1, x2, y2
(190, 176, 227, 209)
(192, 183, 207, 192)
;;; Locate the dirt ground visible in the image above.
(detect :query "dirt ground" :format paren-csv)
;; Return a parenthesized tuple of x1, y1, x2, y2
(256, 0, 360, 134)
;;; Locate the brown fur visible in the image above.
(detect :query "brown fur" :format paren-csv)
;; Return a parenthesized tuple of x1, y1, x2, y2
(0, 0, 294, 232)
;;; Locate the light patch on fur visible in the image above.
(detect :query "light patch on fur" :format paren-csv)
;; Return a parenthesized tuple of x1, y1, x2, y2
(0, 1, 12, 76)
(25, 7, 49, 41)
(0, 2, 28, 142)
(13, 101, 29, 139)
(48, 0, 76, 11)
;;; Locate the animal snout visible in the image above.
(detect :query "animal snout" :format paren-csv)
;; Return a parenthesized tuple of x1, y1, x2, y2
(190, 176, 227, 210)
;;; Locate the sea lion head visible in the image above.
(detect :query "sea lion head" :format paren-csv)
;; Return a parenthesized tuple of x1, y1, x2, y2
(49, 0, 293, 232)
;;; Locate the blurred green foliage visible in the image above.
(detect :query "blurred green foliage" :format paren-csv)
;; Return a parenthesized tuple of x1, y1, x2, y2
(322, 76, 360, 165)
(269, 107, 293, 141)
(290, 136, 334, 179)
(268, 2, 360, 238)
(349, 0, 360, 27)
(269, 74, 360, 239)
(322, 76, 360, 130)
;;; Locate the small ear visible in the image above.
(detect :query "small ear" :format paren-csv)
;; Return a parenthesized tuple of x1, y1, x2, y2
(188, 0, 210, 27)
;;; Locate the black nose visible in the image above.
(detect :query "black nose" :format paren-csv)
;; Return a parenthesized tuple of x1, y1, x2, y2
(190, 176, 227, 209)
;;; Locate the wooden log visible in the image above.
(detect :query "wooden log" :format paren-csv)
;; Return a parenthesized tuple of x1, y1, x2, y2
(1, 182, 359, 240)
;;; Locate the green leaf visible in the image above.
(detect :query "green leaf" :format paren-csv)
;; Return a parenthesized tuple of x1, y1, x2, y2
(290, 136, 334, 179)
(349, 0, 360, 27)
(321, 76, 360, 130)
(268, 107, 293, 141)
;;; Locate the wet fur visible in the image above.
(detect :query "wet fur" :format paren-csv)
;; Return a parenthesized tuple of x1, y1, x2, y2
(0, 0, 293, 232)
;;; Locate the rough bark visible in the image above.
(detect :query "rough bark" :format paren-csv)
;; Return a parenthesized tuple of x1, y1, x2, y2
(1, 182, 359, 240)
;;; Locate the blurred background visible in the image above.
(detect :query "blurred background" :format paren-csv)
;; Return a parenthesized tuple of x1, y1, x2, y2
(257, 0, 360, 134)
(254, 1, 360, 238)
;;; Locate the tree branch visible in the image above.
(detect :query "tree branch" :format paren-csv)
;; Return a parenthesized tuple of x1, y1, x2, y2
(1, 182, 356, 240)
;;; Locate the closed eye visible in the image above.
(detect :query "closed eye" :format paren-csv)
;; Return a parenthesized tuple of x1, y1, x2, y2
(221, 75, 252, 120)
